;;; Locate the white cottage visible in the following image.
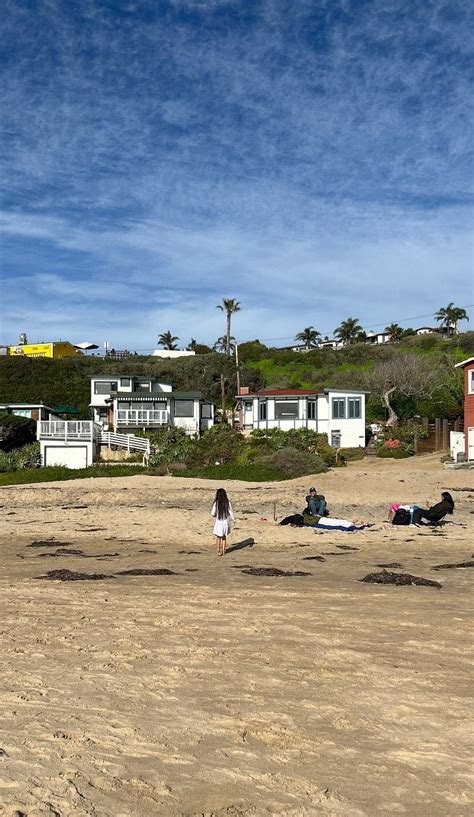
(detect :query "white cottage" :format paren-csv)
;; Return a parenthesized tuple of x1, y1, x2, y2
(90, 375, 214, 435)
(236, 388, 368, 448)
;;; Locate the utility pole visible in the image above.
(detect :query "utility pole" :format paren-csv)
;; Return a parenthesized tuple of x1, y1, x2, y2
(220, 373, 227, 423)
(235, 343, 241, 395)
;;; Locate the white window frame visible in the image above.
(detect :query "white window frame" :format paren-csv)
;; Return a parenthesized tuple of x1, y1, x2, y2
(332, 398, 346, 419)
(259, 401, 267, 421)
(307, 400, 316, 420)
(469, 370, 474, 395)
(94, 381, 118, 394)
(275, 400, 299, 420)
(348, 398, 361, 419)
(174, 399, 195, 418)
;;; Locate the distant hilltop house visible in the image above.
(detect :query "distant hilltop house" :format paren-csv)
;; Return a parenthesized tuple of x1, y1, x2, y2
(4, 340, 81, 359)
(152, 349, 196, 359)
(90, 374, 214, 435)
(277, 326, 452, 353)
(236, 387, 368, 448)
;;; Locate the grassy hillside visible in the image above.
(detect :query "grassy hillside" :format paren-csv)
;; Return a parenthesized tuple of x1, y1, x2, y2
(0, 332, 471, 421)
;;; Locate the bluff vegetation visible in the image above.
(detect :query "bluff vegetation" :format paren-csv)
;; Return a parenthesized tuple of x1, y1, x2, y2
(0, 332, 472, 423)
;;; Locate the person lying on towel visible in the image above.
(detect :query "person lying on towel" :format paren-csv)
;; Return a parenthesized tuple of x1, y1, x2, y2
(304, 514, 371, 531)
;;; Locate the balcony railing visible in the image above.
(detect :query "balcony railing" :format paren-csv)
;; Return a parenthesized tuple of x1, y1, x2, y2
(116, 409, 168, 426)
(38, 421, 99, 441)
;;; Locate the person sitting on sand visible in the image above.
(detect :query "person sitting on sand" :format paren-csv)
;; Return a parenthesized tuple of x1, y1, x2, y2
(412, 492, 454, 525)
(304, 487, 327, 517)
(211, 488, 234, 557)
(388, 502, 415, 523)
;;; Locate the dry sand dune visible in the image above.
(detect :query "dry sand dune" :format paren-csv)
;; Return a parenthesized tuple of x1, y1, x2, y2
(0, 455, 472, 816)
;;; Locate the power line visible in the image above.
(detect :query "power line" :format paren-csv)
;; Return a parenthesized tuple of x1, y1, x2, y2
(237, 303, 474, 344)
(99, 302, 473, 351)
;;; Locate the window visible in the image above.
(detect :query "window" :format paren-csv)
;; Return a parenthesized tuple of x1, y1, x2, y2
(119, 402, 131, 410)
(275, 401, 299, 419)
(259, 401, 267, 421)
(244, 401, 253, 412)
(307, 400, 316, 420)
(174, 400, 194, 417)
(136, 382, 151, 391)
(332, 398, 346, 419)
(12, 409, 32, 418)
(201, 403, 213, 419)
(120, 377, 131, 387)
(94, 381, 118, 394)
(348, 398, 361, 419)
(469, 370, 474, 395)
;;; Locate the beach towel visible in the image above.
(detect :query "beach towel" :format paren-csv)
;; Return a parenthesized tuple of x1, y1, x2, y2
(311, 516, 371, 532)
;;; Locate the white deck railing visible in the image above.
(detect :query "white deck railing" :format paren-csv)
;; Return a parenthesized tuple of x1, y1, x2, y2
(38, 421, 100, 441)
(98, 431, 150, 453)
(116, 409, 168, 426)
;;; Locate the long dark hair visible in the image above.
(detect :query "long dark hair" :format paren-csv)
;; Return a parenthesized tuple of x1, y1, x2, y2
(441, 492, 454, 513)
(214, 488, 230, 519)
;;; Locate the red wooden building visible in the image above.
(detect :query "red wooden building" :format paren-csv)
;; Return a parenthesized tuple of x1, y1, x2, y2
(454, 357, 474, 461)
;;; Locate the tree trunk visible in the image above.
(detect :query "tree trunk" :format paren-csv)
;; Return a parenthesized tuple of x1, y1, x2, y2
(383, 387, 398, 426)
(226, 312, 231, 356)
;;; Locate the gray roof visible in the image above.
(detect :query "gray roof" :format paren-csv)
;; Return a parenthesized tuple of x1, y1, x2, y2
(323, 388, 370, 395)
(109, 391, 206, 401)
(90, 375, 173, 386)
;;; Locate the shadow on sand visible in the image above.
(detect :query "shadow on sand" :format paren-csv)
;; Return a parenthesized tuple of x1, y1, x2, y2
(226, 538, 255, 554)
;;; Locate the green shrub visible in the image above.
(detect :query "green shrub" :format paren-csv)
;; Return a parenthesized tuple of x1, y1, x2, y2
(190, 425, 246, 465)
(174, 462, 289, 481)
(146, 427, 196, 466)
(0, 414, 37, 451)
(253, 446, 327, 478)
(0, 464, 146, 486)
(338, 447, 365, 461)
(0, 442, 41, 472)
(376, 446, 412, 459)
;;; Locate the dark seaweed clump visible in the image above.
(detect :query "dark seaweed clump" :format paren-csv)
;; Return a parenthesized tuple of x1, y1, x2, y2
(117, 568, 177, 576)
(28, 540, 72, 548)
(302, 555, 326, 562)
(376, 562, 404, 568)
(38, 569, 113, 581)
(241, 567, 311, 577)
(360, 570, 441, 589)
(432, 560, 474, 570)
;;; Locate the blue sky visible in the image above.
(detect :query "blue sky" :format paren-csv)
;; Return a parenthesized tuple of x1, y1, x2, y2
(1, 0, 472, 350)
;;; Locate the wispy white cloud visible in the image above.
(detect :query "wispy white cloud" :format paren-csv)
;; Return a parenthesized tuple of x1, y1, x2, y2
(0, 0, 472, 348)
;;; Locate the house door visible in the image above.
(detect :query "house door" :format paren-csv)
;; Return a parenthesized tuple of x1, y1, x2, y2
(468, 427, 474, 462)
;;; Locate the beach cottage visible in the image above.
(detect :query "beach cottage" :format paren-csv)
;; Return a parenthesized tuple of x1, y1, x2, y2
(454, 357, 474, 461)
(90, 375, 214, 435)
(236, 387, 368, 448)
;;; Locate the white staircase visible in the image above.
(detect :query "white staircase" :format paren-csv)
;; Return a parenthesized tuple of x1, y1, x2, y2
(98, 430, 151, 454)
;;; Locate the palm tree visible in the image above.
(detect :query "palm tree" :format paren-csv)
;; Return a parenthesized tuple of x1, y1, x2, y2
(157, 330, 179, 350)
(334, 317, 363, 345)
(217, 298, 241, 356)
(295, 326, 321, 350)
(385, 323, 404, 343)
(213, 335, 236, 354)
(187, 338, 198, 351)
(435, 303, 469, 336)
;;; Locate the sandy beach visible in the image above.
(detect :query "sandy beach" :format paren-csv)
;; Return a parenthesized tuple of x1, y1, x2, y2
(0, 455, 472, 817)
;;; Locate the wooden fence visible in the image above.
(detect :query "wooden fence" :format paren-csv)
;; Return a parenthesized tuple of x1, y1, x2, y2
(416, 417, 463, 454)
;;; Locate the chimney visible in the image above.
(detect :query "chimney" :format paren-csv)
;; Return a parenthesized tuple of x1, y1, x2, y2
(239, 386, 250, 395)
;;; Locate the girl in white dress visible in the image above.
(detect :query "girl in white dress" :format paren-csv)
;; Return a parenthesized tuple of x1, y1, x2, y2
(211, 488, 234, 556)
